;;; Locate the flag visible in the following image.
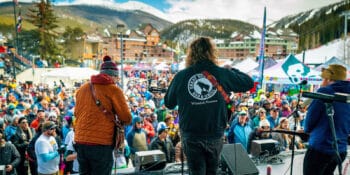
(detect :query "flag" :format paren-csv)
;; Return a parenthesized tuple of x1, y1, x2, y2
(16, 11, 22, 33)
(257, 7, 267, 88)
(13, 0, 18, 5)
(281, 54, 311, 84)
(16, 23, 21, 33)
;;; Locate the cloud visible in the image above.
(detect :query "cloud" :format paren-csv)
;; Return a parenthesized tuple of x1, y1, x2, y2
(164, 0, 343, 26)
(0, 0, 343, 26)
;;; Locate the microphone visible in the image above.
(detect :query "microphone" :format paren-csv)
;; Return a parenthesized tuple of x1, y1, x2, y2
(302, 92, 350, 103)
(299, 80, 308, 85)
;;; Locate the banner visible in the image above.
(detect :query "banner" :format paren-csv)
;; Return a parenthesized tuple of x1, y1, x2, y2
(257, 7, 267, 88)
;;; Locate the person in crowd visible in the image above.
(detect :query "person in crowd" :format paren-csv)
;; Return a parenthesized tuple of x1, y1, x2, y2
(248, 101, 260, 120)
(271, 117, 292, 151)
(248, 119, 272, 153)
(27, 124, 43, 175)
(30, 109, 46, 132)
(0, 118, 5, 133)
(150, 122, 175, 163)
(252, 108, 267, 129)
(126, 116, 148, 164)
(35, 121, 60, 175)
(164, 37, 254, 174)
(271, 91, 282, 107)
(281, 100, 292, 117)
(74, 55, 132, 175)
(64, 127, 78, 175)
(164, 114, 180, 146)
(0, 130, 21, 175)
(140, 115, 155, 145)
(303, 64, 350, 175)
(227, 110, 252, 151)
(174, 131, 187, 163)
(10, 117, 35, 175)
(4, 115, 19, 141)
(141, 105, 156, 144)
(3, 104, 18, 125)
(267, 107, 281, 129)
(262, 100, 273, 115)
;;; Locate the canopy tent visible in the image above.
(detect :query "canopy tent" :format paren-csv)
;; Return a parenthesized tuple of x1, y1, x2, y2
(251, 54, 322, 85)
(218, 59, 233, 67)
(254, 57, 278, 71)
(233, 57, 259, 73)
(41, 67, 99, 88)
(132, 63, 152, 71)
(117, 64, 133, 71)
(153, 62, 170, 71)
(315, 56, 350, 71)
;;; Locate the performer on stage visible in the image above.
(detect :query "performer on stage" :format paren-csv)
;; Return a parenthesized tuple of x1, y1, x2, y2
(164, 37, 253, 174)
(303, 64, 350, 175)
(74, 56, 132, 174)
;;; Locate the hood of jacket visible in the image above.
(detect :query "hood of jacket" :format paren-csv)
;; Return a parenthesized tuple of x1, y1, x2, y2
(91, 73, 114, 85)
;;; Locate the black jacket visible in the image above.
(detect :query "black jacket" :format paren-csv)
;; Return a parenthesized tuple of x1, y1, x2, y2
(150, 137, 175, 163)
(0, 142, 21, 175)
(10, 127, 35, 155)
(165, 60, 254, 139)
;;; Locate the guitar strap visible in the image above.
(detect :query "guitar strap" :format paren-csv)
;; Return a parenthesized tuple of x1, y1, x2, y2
(89, 82, 122, 128)
(201, 70, 234, 112)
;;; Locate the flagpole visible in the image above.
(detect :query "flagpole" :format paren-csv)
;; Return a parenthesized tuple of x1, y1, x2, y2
(258, 7, 267, 90)
(12, 0, 18, 79)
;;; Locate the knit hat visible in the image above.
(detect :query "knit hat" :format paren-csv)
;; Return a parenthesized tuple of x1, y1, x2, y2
(42, 121, 57, 131)
(321, 64, 347, 81)
(100, 55, 118, 77)
(259, 119, 270, 128)
(132, 117, 142, 125)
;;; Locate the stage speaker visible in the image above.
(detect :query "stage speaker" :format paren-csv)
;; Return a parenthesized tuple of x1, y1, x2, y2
(134, 150, 166, 172)
(221, 143, 259, 175)
(251, 139, 279, 157)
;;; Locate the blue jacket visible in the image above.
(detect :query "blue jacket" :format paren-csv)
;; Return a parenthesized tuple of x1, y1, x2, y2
(304, 81, 350, 154)
(164, 60, 253, 139)
(227, 120, 252, 151)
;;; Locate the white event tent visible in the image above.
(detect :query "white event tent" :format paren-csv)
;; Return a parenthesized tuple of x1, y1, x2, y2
(41, 67, 99, 88)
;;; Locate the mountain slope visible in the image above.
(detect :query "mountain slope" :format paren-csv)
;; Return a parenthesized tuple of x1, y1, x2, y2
(0, 2, 173, 34)
(161, 19, 259, 46)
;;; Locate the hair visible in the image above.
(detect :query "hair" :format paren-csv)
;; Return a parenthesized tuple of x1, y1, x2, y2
(185, 37, 218, 68)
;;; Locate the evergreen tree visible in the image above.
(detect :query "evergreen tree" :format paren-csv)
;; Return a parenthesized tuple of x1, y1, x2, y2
(27, 0, 60, 64)
(61, 26, 84, 59)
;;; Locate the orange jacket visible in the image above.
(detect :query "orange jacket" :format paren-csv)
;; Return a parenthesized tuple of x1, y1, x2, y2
(74, 74, 132, 146)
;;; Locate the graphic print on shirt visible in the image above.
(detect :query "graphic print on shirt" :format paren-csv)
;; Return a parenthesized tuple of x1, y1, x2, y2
(188, 73, 217, 100)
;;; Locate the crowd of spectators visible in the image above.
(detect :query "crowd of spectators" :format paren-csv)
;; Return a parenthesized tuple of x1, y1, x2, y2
(0, 69, 310, 174)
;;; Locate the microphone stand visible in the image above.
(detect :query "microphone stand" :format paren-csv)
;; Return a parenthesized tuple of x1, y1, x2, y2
(289, 82, 304, 175)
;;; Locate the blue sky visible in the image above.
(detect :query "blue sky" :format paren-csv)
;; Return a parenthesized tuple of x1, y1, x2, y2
(115, 0, 171, 11)
(0, 0, 343, 25)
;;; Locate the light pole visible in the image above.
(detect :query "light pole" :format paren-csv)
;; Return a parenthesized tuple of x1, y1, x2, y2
(340, 11, 350, 65)
(117, 24, 125, 89)
(12, 0, 19, 80)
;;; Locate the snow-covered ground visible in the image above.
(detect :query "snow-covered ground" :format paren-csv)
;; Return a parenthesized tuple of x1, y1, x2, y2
(295, 38, 349, 66)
